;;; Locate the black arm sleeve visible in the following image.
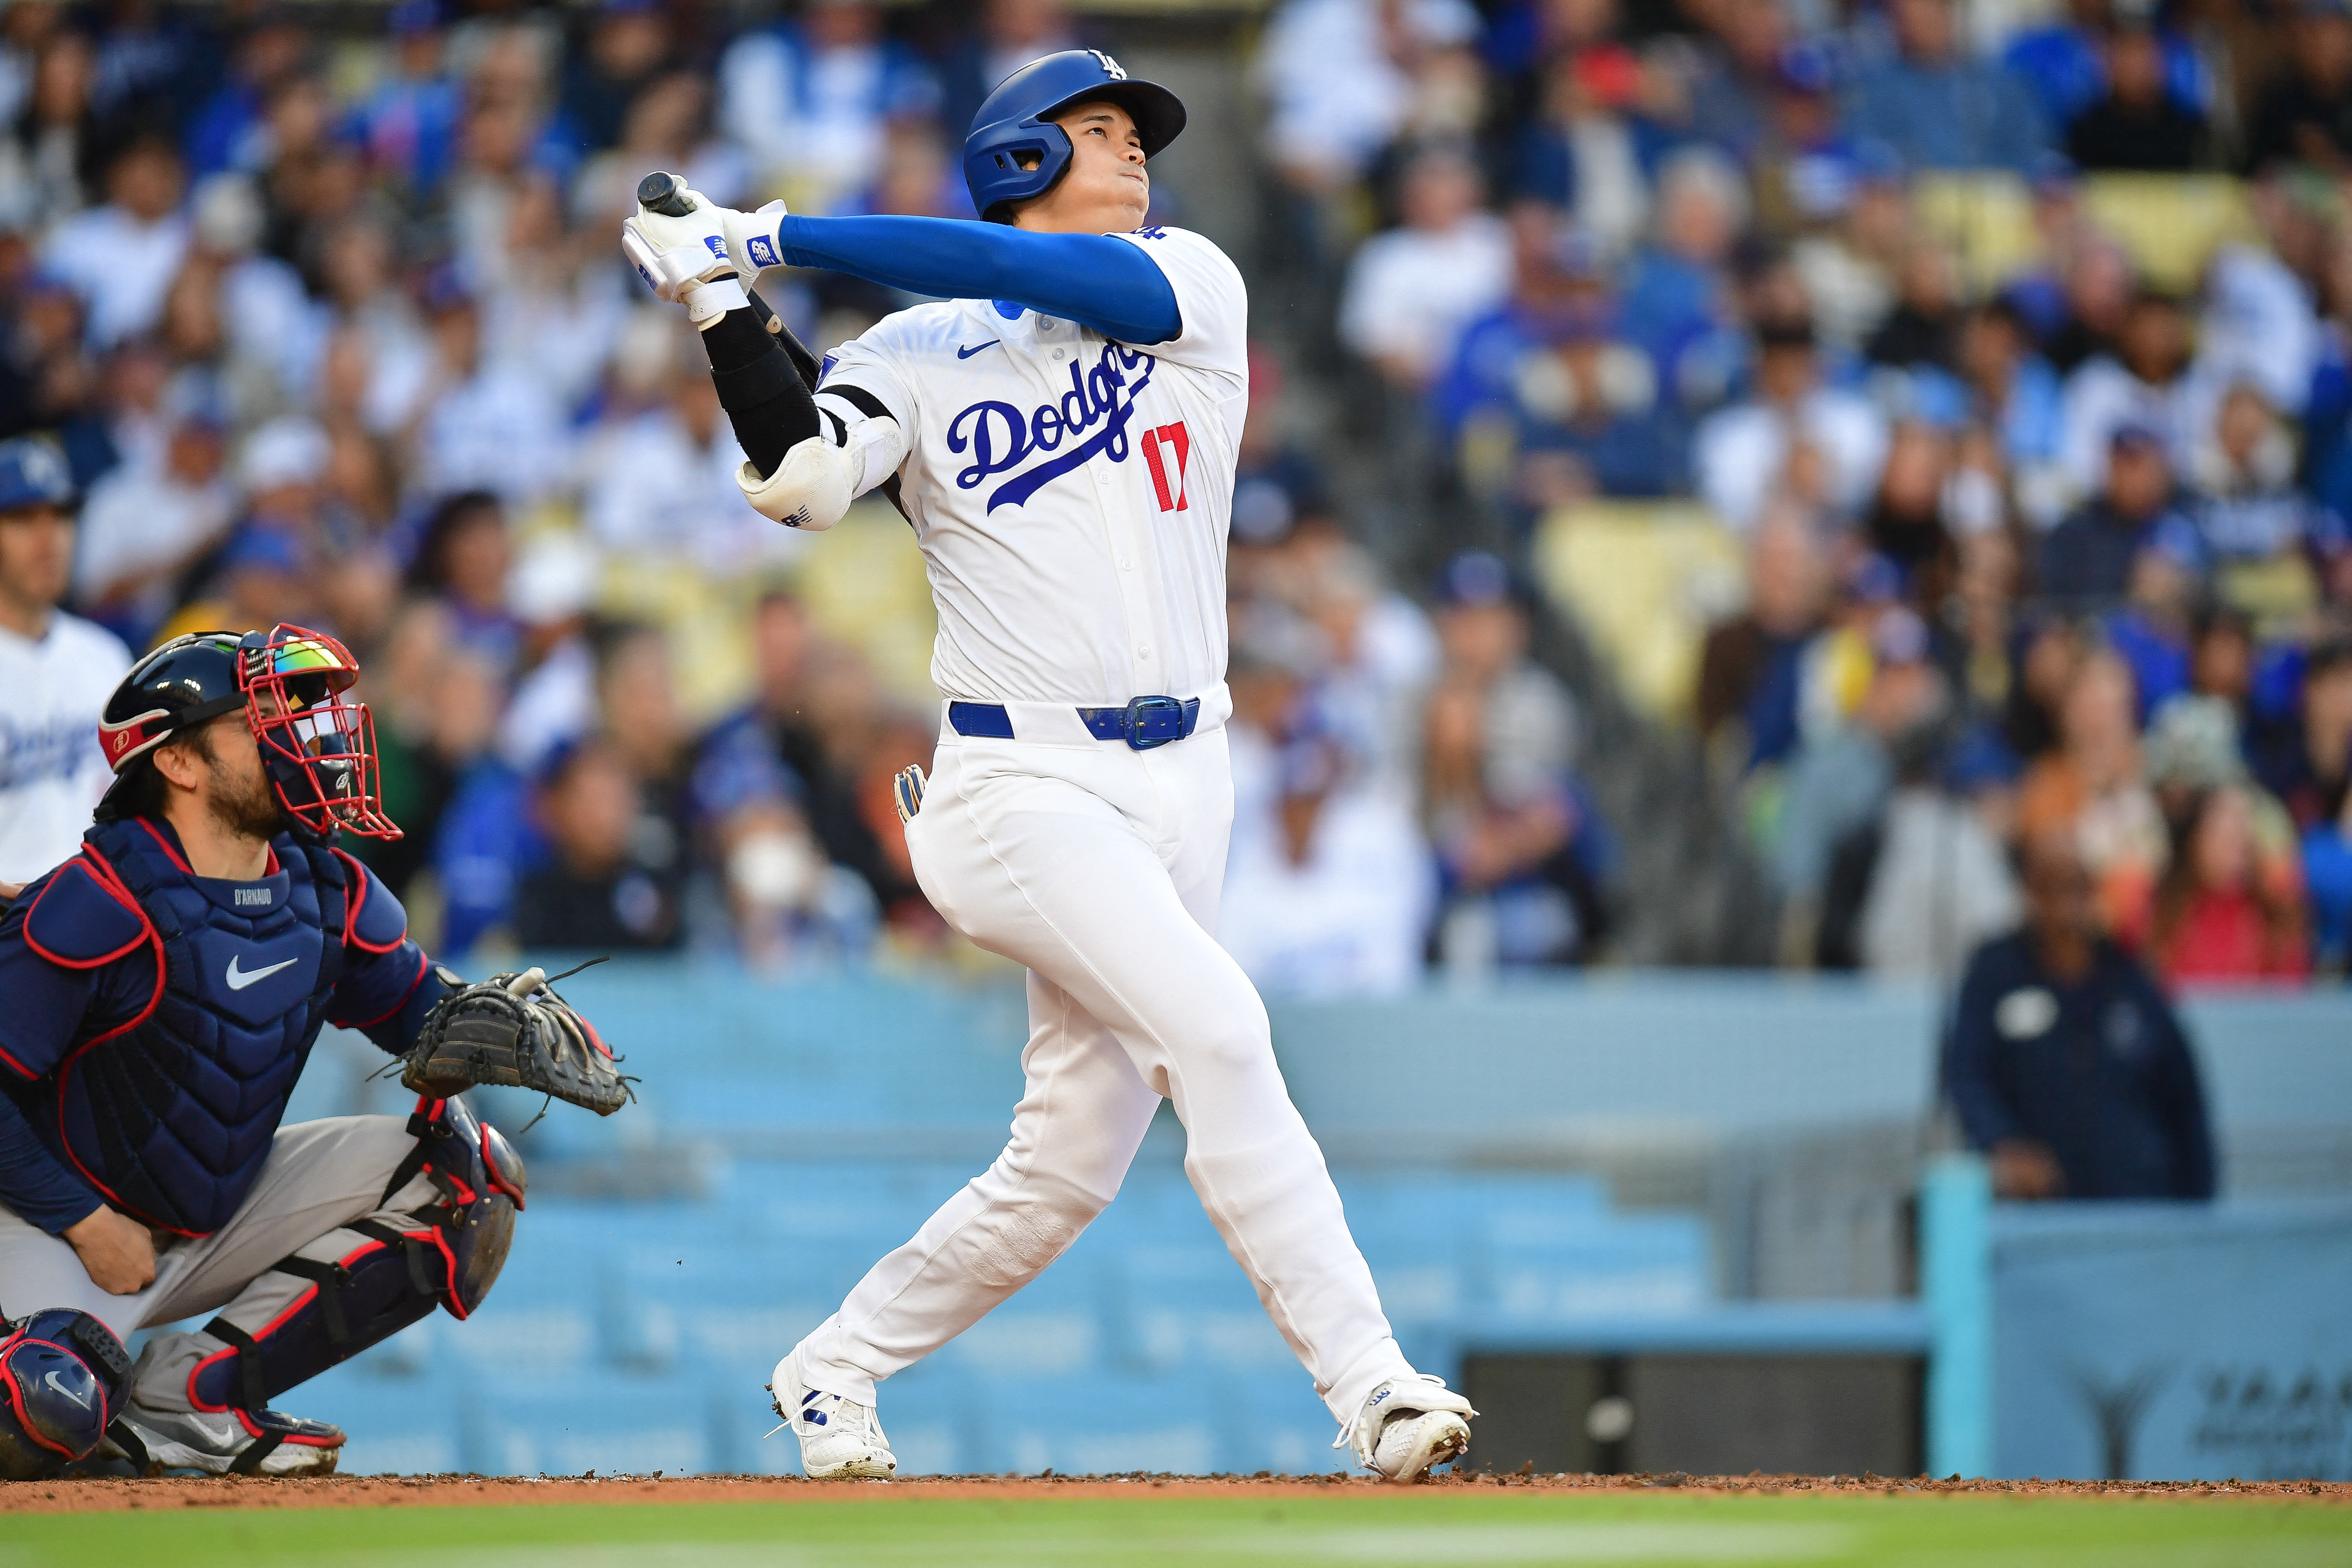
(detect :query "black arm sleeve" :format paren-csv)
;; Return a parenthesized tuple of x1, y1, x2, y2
(701, 309, 817, 481)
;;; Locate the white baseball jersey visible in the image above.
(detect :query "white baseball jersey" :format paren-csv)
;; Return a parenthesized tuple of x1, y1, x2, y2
(812, 225, 1247, 706)
(0, 612, 132, 882)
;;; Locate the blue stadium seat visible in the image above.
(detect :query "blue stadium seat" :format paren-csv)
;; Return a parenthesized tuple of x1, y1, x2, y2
(1475, 1210, 1714, 1321)
(298, 1364, 464, 1475)
(1208, 1368, 1350, 1476)
(965, 1371, 1224, 1476)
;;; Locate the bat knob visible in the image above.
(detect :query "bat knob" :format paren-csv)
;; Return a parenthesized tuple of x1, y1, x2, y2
(636, 171, 694, 218)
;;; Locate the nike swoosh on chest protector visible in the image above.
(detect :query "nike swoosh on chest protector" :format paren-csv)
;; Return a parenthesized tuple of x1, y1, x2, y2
(956, 341, 1001, 359)
(224, 954, 299, 991)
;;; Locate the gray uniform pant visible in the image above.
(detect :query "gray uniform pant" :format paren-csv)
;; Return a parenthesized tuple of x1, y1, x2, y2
(0, 1115, 432, 1411)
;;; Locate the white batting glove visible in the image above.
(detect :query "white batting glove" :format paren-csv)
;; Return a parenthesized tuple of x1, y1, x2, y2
(635, 180, 792, 282)
(621, 217, 747, 327)
(721, 199, 791, 281)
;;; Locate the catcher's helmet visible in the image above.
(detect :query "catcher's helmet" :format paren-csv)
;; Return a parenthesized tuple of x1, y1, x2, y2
(94, 624, 400, 843)
(0, 436, 74, 513)
(963, 49, 1185, 224)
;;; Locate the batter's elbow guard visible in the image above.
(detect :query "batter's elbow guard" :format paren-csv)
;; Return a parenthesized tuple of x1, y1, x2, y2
(737, 435, 857, 531)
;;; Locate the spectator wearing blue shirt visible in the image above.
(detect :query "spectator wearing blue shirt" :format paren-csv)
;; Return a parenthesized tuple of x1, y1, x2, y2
(1844, 0, 2053, 172)
(715, 0, 943, 213)
(1618, 150, 1750, 410)
(1957, 299, 2069, 526)
(346, 0, 463, 197)
(1944, 828, 2217, 1200)
(180, 15, 309, 181)
(1433, 211, 1618, 438)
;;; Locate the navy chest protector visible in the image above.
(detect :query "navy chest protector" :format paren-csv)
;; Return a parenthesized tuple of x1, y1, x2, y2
(25, 820, 358, 1236)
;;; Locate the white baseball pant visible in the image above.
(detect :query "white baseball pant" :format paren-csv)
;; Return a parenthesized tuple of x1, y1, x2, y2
(791, 691, 1416, 1425)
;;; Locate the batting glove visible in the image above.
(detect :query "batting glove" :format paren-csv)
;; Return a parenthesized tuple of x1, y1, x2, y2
(621, 226, 745, 329)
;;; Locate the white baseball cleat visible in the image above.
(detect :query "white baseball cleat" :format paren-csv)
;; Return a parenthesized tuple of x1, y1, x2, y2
(1339, 1374, 1476, 1484)
(768, 1351, 897, 1479)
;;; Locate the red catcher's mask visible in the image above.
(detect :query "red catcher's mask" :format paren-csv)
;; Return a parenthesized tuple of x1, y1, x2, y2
(237, 625, 402, 842)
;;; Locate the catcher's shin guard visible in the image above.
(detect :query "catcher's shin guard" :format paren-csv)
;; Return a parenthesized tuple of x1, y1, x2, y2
(0, 1309, 133, 1479)
(188, 1096, 526, 1417)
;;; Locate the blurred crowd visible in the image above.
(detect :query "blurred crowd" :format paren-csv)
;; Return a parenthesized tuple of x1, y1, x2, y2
(1265, 0, 2352, 992)
(12, 0, 2352, 996)
(0, 0, 1049, 969)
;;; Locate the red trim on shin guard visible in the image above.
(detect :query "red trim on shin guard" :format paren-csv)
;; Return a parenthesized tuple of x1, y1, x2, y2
(186, 1227, 456, 1412)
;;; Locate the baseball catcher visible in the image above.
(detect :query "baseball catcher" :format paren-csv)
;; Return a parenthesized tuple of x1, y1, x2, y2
(0, 625, 624, 1479)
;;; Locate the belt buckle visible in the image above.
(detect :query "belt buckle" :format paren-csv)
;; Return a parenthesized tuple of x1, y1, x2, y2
(1122, 695, 1185, 750)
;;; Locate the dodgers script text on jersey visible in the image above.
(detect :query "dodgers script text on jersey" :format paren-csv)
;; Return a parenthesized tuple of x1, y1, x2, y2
(813, 225, 1246, 706)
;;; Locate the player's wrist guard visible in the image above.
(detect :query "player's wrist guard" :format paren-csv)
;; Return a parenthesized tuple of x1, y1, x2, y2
(682, 276, 749, 329)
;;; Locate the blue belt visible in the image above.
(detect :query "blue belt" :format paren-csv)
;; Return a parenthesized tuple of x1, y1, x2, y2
(949, 695, 1201, 750)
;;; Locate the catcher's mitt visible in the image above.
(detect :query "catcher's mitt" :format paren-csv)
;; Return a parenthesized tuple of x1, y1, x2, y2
(401, 964, 634, 1116)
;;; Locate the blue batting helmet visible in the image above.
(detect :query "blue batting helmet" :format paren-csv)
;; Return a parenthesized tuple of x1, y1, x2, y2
(963, 49, 1185, 224)
(0, 436, 74, 513)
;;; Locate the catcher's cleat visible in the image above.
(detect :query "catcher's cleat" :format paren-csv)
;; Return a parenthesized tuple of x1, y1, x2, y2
(1339, 1375, 1476, 1484)
(768, 1350, 896, 1480)
(109, 1402, 343, 1477)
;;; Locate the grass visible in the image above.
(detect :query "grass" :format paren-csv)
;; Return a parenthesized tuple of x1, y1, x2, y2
(4, 1491, 2348, 1568)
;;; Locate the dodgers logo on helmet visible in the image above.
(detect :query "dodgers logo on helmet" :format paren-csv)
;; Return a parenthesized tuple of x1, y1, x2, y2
(1089, 50, 1127, 80)
(947, 343, 1158, 513)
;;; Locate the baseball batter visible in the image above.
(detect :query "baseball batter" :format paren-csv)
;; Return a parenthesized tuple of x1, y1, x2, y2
(624, 49, 1474, 1483)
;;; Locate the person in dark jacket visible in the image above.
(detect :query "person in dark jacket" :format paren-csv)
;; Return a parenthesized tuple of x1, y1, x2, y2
(2040, 422, 2200, 608)
(1944, 826, 2216, 1199)
(0, 627, 561, 1479)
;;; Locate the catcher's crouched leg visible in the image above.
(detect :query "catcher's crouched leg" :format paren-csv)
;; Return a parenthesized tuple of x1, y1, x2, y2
(0, 1309, 133, 1479)
(144, 1097, 526, 1472)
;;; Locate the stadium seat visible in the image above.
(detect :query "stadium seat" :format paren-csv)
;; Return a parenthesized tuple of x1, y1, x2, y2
(2079, 175, 2256, 295)
(965, 1371, 1224, 1477)
(1531, 502, 1747, 724)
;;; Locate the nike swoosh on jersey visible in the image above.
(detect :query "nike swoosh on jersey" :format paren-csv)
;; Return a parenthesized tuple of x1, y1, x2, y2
(225, 954, 299, 991)
(956, 341, 1001, 359)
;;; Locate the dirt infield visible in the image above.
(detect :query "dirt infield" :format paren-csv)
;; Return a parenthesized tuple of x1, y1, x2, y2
(5, 1471, 2345, 1514)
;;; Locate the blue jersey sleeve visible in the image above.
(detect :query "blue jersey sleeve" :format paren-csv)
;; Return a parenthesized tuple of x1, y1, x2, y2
(0, 1079, 103, 1234)
(771, 215, 1182, 346)
(324, 855, 439, 1054)
(0, 873, 138, 1233)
